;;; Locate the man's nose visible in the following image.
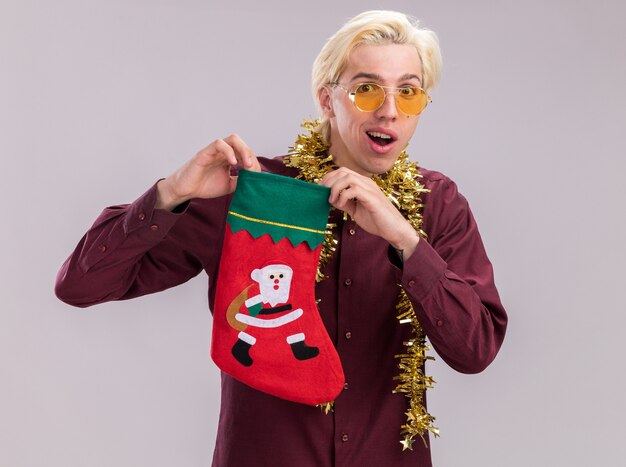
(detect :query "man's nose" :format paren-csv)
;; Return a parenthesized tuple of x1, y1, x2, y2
(374, 92, 399, 119)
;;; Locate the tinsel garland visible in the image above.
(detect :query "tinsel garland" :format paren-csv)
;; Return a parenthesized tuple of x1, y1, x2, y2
(284, 119, 439, 450)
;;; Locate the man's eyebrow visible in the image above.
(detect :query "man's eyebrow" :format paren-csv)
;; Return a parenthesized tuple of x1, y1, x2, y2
(349, 72, 383, 82)
(400, 73, 422, 85)
(348, 72, 422, 85)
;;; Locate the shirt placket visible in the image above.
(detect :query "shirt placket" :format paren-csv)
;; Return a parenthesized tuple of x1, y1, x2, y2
(333, 217, 359, 466)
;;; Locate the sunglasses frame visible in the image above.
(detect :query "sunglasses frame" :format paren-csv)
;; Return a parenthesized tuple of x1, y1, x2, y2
(333, 82, 431, 116)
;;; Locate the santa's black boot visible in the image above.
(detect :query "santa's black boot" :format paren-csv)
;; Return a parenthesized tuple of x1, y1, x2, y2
(290, 341, 320, 361)
(231, 339, 253, 366)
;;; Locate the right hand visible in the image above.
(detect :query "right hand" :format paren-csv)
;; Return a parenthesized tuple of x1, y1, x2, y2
(155, 134, 260, 210)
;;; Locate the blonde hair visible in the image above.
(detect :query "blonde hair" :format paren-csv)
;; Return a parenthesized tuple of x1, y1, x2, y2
(312, 10, 442, 143)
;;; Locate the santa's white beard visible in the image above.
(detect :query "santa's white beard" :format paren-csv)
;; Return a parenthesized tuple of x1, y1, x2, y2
(259, 283, 290, 307)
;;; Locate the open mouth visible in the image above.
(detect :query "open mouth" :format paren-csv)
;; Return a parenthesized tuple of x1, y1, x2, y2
(366, 131, 395, 146)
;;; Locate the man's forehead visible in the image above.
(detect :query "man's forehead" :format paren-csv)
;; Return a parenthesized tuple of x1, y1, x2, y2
(342, 43, 423, 85)
(347, 71, 422, 84)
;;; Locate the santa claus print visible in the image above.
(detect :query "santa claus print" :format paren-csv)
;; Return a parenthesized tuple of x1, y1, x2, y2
(227, 263, 320, 367)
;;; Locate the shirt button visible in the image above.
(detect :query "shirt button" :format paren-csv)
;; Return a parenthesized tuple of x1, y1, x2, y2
(344, 331, 352, 340)
(343, 382, 349, 390)
(138, 212, 146, 221)
(408, 280, 416, 287)
(349, 228, 356, 236)
(344, 278, 352, 286)
(341, 433, 349, 442)
(436, 319, 444, 327)
(98, 245, 107, 252)
(150, 224, 159, 231)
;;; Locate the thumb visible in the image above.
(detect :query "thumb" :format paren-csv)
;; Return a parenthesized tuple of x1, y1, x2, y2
(228, 175, 239, 194)
(248, 155, 262, 172)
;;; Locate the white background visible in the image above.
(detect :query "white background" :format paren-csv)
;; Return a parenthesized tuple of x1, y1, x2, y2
(1, 0, 625, 465)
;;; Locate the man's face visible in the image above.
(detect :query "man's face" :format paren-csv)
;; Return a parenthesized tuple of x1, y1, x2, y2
(320, 43, 423, 176)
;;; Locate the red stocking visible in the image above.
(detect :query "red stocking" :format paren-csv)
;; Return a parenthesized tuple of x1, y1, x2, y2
(211, 170, 345, 405)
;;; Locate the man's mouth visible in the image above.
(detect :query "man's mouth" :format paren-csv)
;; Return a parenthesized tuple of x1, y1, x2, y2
(366, 131, 395, 146)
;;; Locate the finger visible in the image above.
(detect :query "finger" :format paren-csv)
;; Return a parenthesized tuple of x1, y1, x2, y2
(320, 171, 357, 202)
(321, 168, 370, 188)
(320, 167, 355, 186)
(210, 139, 238, 166)
(223, 134, 257, 169)
(333, 185, 361, 210)
(328, 177, 368, 204)
(322, 165, 360, 177)
(328, 180, 354, 204)
(332, 194, 357, 220)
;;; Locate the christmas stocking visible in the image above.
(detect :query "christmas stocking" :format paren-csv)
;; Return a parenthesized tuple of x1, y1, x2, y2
(211, 169, 345, 405)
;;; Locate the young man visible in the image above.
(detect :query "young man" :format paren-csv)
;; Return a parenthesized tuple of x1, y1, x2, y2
(56, 10, 507, 467)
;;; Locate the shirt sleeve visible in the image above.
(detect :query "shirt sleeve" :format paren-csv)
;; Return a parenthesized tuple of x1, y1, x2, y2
(396, 174, 508, 374)
(55, 181, 230, 308)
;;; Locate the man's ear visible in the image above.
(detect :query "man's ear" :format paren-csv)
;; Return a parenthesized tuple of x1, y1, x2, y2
(318, 86, 335, 118)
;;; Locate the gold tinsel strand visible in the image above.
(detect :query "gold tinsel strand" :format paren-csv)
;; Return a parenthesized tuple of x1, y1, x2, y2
(393, 290, 440, 450)
(316, 401, 334, 414)
(285, 120, 438, 450)
(286, 119, 339, 282)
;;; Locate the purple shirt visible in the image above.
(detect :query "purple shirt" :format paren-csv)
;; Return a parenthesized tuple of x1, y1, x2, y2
(56, 157, 507, 467)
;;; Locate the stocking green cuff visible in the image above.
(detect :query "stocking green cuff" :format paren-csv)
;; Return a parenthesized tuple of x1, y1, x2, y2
(227, 170, 331, 248)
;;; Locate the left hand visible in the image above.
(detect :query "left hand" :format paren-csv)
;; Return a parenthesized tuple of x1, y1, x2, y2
(319, 167, 420, 259)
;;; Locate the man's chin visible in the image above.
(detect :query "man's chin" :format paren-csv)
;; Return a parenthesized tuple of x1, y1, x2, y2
(364, 154, 400, 176)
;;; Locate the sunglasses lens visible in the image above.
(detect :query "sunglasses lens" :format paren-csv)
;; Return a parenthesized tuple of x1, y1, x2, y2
(349, 83, 430, 115)
(396, 88, 429, 116)
(353, 83, 385, 112)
